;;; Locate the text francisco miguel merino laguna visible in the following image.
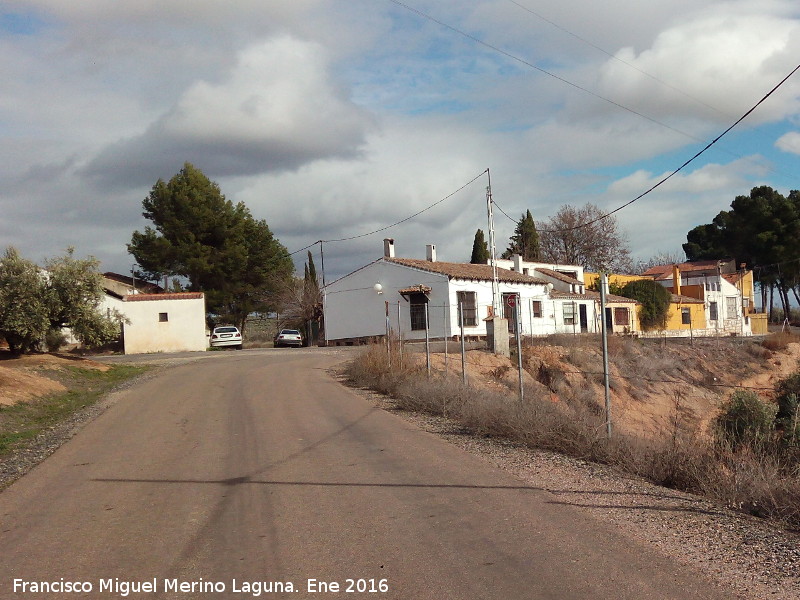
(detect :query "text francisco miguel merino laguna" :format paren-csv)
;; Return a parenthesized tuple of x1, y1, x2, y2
(13, 577, 390, 596)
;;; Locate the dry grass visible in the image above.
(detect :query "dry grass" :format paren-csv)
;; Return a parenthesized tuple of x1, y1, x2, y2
(762, 332, 800, 352)
(344, 344, 800, 529)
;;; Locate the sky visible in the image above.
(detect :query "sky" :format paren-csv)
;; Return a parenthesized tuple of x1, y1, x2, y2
(2, 0, 800, 284)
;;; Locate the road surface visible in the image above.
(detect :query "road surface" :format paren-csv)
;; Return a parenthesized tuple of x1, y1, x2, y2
(0, 349, 734, 599)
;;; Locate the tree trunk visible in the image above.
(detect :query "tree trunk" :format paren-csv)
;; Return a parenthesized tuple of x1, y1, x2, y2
(779, 280, 791, 322)
(769, 283, 775, 321)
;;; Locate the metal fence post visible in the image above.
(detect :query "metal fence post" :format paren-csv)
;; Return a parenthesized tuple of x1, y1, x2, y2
(425, 301, 431, 377)
(459, 300, 467, 385)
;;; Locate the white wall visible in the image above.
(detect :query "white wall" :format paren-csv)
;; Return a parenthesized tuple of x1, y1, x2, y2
(121, 295, 207, 354)
(324, 260, 449, 341)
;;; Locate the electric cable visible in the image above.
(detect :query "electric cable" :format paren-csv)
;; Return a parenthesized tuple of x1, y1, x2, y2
(499, 62, 800, 234)
(288, 169, 487, 255)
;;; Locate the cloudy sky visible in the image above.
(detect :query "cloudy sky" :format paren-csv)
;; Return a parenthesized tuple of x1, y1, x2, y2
(2, 0, 799, 283)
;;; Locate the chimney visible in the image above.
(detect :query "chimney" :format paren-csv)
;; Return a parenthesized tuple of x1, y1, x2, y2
(383, 238, 395, 258)
(672, 264, 681, 296)
(512, 253, 523, 273)
(426, 244, 437, 262)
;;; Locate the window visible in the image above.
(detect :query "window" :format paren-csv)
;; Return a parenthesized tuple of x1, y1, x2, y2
(709, 301, 718, 321)
(681, 308, 691, 325)
(726, 297, 737, 320)
(562, 303, 575, 325)
(456, 291, 477, 327)
(159, 312, 168, 322)
(614, 307, 629, 326)
(531, 300, 542, 318)
(409, 293, 428, 331)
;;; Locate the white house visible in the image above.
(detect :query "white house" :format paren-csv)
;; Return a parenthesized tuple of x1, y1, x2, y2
(119, 292, 208, 354)
(323, 240, 603, 344)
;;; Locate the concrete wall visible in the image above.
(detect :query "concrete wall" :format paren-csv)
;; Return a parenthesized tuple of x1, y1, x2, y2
(121, 294, 207, 354)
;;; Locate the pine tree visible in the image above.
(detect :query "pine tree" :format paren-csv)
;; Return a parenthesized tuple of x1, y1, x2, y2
(501, 210, 540, 261)
(470, 229, 490, 264)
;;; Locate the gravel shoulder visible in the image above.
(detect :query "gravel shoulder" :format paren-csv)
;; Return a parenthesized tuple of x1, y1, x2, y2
(355, 385, 800, 600)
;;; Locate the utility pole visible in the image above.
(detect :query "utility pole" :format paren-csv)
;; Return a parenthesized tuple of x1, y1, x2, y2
(319, 240, 326, 287)
(486, 168, 500, 318)
(600, 273, 612, 439)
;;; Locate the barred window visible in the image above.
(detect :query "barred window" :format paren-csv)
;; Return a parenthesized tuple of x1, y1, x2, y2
(531, 300, 542, 318)
(614, 307, 629, 326)
(681, 308, 691, 325)
(410, 293, 428, 331)
(709, 301, 718, 321)
(563, 303, 575, 325)
(457, 291, 477, 327)
(726, 297, 737, 320)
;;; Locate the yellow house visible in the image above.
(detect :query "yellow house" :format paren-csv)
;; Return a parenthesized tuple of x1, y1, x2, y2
(586, 266, 746, 336)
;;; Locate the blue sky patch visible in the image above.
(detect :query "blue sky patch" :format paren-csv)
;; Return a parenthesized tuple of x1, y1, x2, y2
(0, 11, 47, 36)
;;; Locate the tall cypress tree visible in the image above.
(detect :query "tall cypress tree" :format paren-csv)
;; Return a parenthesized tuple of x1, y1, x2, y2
(501, 210, 540, 261)
(470, 229, 490, 264)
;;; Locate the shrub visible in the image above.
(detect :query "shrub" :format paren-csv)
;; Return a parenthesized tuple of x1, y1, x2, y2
(714, 390, 777, 450)
(45, 328, 67, 352)
(618, 279, 671, 331)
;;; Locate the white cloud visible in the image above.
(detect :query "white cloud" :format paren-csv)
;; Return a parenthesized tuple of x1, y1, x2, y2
(776, 131, 800, 154)
(596, 10, 800, 126)
(82, 36, 376, 187)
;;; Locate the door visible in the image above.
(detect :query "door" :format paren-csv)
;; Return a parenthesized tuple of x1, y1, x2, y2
(579, 304, 588, 333)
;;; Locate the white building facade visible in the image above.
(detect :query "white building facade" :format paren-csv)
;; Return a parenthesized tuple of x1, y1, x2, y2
(120, 293, 208, 354)
(323, 240, 600, 343)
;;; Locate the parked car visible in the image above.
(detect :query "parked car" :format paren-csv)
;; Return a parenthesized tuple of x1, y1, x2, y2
(210, 326, 243, 349)
(274, 329, 303, 348)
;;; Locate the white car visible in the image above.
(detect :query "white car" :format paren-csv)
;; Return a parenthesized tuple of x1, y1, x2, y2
(274, 329, 303, 348)
(210, 326, 243, 349)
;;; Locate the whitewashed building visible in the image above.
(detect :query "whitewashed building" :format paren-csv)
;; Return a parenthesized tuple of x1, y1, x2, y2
(323, 240, 605, 344)
(119, 292, 208, 354)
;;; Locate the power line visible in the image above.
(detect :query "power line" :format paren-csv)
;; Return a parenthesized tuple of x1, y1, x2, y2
(288, 169, 488, 255)
(505, 0, 728, 119)
(498, 63, 800, 234)
(386, 0, 711, 146)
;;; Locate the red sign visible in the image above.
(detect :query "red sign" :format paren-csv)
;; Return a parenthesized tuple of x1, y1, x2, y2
(506, 295, 517, 308)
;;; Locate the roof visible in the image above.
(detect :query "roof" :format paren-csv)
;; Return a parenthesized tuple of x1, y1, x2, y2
(534, 267, 583, 285)
(670, 293, 704, 304)
(722, 272, 745, 286)
(124, 292, 204, 302)
(549, 291, 590, 300)
(550, 290, 638, 304)
(641, 260, 735, 280)
(385, 257, 548, 285)
(398, 284, 432, 295)
(583, 290, 638, 304)
(103, 272, 163, 293)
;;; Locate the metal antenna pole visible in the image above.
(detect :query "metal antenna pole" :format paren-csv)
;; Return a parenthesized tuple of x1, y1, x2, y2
(486, 169, 500, 318)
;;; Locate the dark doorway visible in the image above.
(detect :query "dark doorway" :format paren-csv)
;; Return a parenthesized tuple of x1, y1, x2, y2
(579, 304, 588, 333)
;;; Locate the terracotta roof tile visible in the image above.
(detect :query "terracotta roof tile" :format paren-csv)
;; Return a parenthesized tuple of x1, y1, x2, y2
(533, 267, 582, 285)
(124, 292, 204, 301)
(398, 284, 432, 294)
(385, 257, 547, 284)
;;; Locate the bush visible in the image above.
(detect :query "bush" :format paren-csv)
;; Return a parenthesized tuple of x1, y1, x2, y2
(45, 328, 67, 352)
(618, 279, 671, 331)
(714, 390, 777, 450)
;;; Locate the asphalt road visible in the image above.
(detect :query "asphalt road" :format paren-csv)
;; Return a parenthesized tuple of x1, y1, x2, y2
(0, 349, 734, 599)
